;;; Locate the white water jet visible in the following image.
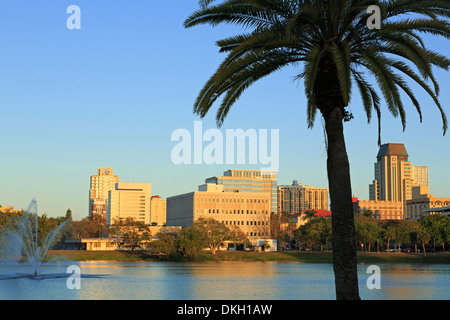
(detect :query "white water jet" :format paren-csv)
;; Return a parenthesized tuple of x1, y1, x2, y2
(0, 198, 68, 278)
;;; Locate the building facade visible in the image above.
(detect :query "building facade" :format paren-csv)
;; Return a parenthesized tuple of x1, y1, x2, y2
(369, 143, 412, 204)
(204, 169, 277, 214)
(277, 180, 329, 214)
(368, 143, 431, 218)
(353, 198, 403, 221)
(89, 167, 120, 219)
(107, 182, 152, 226)
(406, 186, 450, 220)
(166, 184, 271, 240)
(411, 166, 429, 187)
(150, 195, 167, 226)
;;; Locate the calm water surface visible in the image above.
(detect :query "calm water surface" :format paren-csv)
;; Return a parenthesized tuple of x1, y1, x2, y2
(0, 261, 448, 300)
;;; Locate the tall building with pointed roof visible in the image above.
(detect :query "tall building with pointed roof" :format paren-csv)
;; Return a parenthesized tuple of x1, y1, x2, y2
(369, 143, 412, 205)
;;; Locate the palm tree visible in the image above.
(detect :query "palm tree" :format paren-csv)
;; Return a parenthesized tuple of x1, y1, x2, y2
(184, 0, 450, 300)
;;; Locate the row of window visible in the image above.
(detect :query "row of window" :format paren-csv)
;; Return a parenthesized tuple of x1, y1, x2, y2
(198, 209, 269, 215)
(197, 198, 269, 203)
(223, 220, 268, 226)
(362, 206, 402, 210)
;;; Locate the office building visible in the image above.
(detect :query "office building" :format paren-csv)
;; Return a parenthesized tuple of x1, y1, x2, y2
(107, 182, 152, 225)
(89, 167, 119, 219)
(204, 169, 277, 214)
(277, 180, 329, 214)
(166, 184, 271, 241)
(369, 143, 412, 202)
(368, 143, 416, 217)
(406, 186, 450, 220)
(353, 197, 403, 221)
(150, 195, 167, 226)
(411, 166, 429, 187)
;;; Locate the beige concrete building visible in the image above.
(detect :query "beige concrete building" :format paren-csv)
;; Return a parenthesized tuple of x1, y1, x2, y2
(277, 181, 329, 214)
(150, 195, 166, 226)
(353, 198, 403, 220)
(411, 166, 429, 187)
(167, 184, 271, 240)
(406, 186, 450, 220)
(89, 167, 119, 219)
(107, 182, 152, 226)
(204, 169, 277, 214)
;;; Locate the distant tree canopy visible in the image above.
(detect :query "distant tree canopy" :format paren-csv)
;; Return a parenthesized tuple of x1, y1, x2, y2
(109, 217, 152, 253)
(0, 209, 71, 252)
(148, 218, 248, 259)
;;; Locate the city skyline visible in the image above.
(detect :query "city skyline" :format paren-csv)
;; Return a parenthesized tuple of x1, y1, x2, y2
(1, 1, 449, 220)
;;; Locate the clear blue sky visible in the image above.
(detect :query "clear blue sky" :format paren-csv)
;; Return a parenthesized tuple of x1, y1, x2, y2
(0, 1, 449, 220)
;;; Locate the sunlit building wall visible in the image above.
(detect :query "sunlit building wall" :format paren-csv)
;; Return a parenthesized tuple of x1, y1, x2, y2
(151, 195, 167, 226)
(107, 182, 152, 226)
(277, 180, 329, 214)
(204, 169, 277, 214)
(167, 184, 271, 240)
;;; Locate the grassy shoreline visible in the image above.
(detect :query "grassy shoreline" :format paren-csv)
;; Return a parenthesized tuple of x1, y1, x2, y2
(47, 250, 450, 264)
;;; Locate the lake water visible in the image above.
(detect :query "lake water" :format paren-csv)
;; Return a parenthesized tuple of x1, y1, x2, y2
(0, 261, 449, 300)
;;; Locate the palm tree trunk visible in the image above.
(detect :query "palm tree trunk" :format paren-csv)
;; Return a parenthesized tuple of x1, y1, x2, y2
(323, 106, 360, 300)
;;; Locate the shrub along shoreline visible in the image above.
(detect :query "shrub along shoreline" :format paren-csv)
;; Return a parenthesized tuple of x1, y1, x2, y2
(46, 250, 450, 264)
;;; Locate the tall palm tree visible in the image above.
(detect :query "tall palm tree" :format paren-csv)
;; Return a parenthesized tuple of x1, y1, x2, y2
(184, 0, 450, 300)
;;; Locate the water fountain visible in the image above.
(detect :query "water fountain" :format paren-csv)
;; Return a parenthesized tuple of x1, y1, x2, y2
(0, 198, 69, 279)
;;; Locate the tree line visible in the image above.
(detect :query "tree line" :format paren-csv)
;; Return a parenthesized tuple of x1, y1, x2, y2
(1, 207, 449, 260)
(287, 210, 450, 256)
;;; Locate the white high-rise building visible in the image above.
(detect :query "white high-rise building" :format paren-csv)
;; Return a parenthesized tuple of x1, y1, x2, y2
(89, 167, 120, 219)
(107, 182, 152, 226)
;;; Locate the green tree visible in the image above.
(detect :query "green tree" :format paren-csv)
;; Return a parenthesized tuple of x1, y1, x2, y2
(229, 225, 249, 248)
(178, 226, 207, 259)
(37, 214, 59, 247)
(184, 0, 450, 300)
(309, 217, 332, 251)
(419, 214, 448, 251)
(294, 216, 331, 251)
(416, 225, 431, 257)
(193, 218, 232, 255)
(56, 209, 74, 248)
(381, 220, 398, 253)
(91, 213, 107, 238)
(71, 216, 99, 239)
(355, 214, 380, 252)
(110, 218, 152, 254)
(440, 216, 450, 251)
(149, 232, 180, 259)
(303, 209, 318, 220)
(396, 220, 418, 252)
(270, 211, 295, 249)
